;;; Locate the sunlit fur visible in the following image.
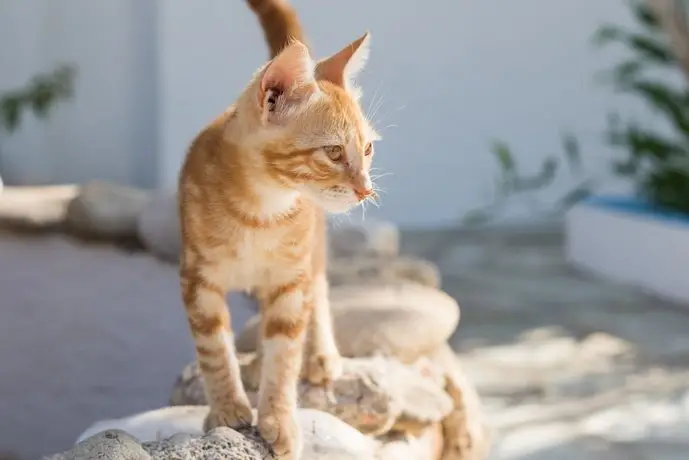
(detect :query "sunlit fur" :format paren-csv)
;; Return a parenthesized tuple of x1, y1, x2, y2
(177, 1, 378, 459)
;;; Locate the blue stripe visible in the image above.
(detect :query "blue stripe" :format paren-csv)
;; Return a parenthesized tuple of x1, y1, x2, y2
(582, 195, 689, 227)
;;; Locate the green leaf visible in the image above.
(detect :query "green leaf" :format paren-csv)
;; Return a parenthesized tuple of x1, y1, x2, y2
(593, 24, 673, 66)
(627, 35, 674, 65)
(641, 168, 689, 214)
(461, 209, 493, 227)
(612, 158, 639, 177)
(491, 140, 517, 175)
(1, 95, 22, 132)
(561, 133, 582, 174)
(630, 0, 662, 30)
(512, 156, 559, 192)
(623, 80, 689, 133)
(592, 25, 626, 47)
(622, 125, 686, 161)
(595, 59, 646, 87)
(557, 180, 595, 210)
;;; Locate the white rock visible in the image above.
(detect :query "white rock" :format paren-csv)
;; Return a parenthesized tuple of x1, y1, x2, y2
(136, 192, 181, 263)
(76, 406, 205, 444)
(65, 181, 150, 239)
(0, 184, 78, 229)
(75, 406, 376, 460)
(237, 283, 461, 363)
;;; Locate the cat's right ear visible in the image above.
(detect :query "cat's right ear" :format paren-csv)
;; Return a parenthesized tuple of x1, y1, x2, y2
(258, 41, 318, 125)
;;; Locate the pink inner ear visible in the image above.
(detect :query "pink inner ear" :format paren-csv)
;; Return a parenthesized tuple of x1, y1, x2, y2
(315, 32, 369, 88)
(261, 40, 314, 93)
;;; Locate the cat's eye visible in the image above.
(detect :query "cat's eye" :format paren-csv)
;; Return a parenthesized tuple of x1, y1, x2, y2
(323, 145, 344, 161)
(364, 143, 373, 157)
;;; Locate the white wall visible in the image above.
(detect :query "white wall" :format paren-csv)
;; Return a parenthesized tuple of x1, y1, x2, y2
(156, 0, 648, 228)
(0, 0, 157, 188)
(1, 0, 655, 228)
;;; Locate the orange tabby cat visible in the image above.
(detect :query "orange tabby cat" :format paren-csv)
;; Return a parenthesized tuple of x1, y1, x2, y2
(178, 0, 378, 458)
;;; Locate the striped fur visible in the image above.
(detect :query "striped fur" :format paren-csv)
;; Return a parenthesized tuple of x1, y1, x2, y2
(177, 1, 377, 458)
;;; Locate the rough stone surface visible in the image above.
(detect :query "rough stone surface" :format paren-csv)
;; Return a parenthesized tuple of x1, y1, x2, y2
(376, 424, 444, 460)
(328, 219, 400, 258)
(43, 430, 150, 460)
(236, 283, 460, 363)
(64, 406, 375, 460)
(64, 181, 149, 240)
(427, 344, 492, 460)
(136, 192, 181, 263)
(328, 254, 441, 288)
(170, 356, 453, 436)
(143, 426, 273, 460)
(0, 185, 79, 231)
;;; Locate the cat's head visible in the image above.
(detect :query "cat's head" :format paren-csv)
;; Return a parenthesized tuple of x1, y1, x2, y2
(243, 33, 379, 214)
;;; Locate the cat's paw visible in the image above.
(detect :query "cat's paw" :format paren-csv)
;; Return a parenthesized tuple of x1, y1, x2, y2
(258, 410, 302, 460)
(304, 351, 343, 386)
(203, 399, 254, 431)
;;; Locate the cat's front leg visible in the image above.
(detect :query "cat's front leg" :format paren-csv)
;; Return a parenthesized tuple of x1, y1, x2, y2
(179, 263, 253, 431)
(302, 271, 343, 386)
(256, 273, 311, 460)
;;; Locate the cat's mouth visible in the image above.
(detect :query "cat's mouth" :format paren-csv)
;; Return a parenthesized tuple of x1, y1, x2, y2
(301, 185, 360, 213)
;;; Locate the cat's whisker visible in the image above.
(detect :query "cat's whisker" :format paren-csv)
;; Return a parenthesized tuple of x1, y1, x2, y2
(370, 172, 393, 180)
(371, 103, 405, 131)
(367, 92, 385, 126)
(366, 82, 383, 120)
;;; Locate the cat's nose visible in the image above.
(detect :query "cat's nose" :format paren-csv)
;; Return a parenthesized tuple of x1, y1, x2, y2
(354, 186, 372, 201)
(353, 182, 373, 201)
(351, 173, 372, 201)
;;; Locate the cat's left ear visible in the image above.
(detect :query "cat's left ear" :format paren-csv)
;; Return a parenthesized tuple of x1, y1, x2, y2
(259, 40, 319, 124)
(315, 32, 371, 92)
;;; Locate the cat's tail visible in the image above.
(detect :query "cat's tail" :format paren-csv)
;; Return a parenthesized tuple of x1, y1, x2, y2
(246, 0, 309, 59)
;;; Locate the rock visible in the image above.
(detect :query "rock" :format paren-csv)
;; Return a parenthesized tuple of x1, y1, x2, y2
(376, 424, 444, 460)
(328, 255, 441, 289)
(0, 185, 79, 231)
(43, 430, 150, 460)
(63, 406, 376, 460)
(427, 345, 492, 460)
(171, 356, 454, 437)
(328, 219, 399, 258)
(65, 181, 150, 241)
(297, 409, 378, 460)
(136, 192, 181, 263)
(144, 426, 273, 460)
(237, 284, 460, 363)
(76, 406, 205, 444)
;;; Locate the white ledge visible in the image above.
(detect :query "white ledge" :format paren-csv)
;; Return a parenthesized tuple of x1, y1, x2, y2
(565, 196, 689, 305)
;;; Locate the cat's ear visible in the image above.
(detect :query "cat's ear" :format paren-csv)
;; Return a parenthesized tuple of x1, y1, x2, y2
(259, 40, 318, 124)
(315, 32, 370, 90)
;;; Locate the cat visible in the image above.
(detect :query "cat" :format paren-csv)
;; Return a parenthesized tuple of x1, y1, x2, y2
(177, 0, 379, 458)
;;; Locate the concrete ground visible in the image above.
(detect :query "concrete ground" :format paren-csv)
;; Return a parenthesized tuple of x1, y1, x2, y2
(1, 226, 689, 459)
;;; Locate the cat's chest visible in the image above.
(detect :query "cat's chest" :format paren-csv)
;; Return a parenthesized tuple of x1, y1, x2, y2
(222, 227, 306, 288)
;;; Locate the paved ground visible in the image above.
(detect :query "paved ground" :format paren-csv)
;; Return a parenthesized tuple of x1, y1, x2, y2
(1, 226, 689, 459)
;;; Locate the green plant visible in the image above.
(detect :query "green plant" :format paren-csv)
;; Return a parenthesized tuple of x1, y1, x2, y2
(462, 134, 595, 226)
(595, 0, 689, 213)
(0, 64, 76, 134)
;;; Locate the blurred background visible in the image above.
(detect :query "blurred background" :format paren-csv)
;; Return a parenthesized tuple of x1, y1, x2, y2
(1, 0, 689, 459)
